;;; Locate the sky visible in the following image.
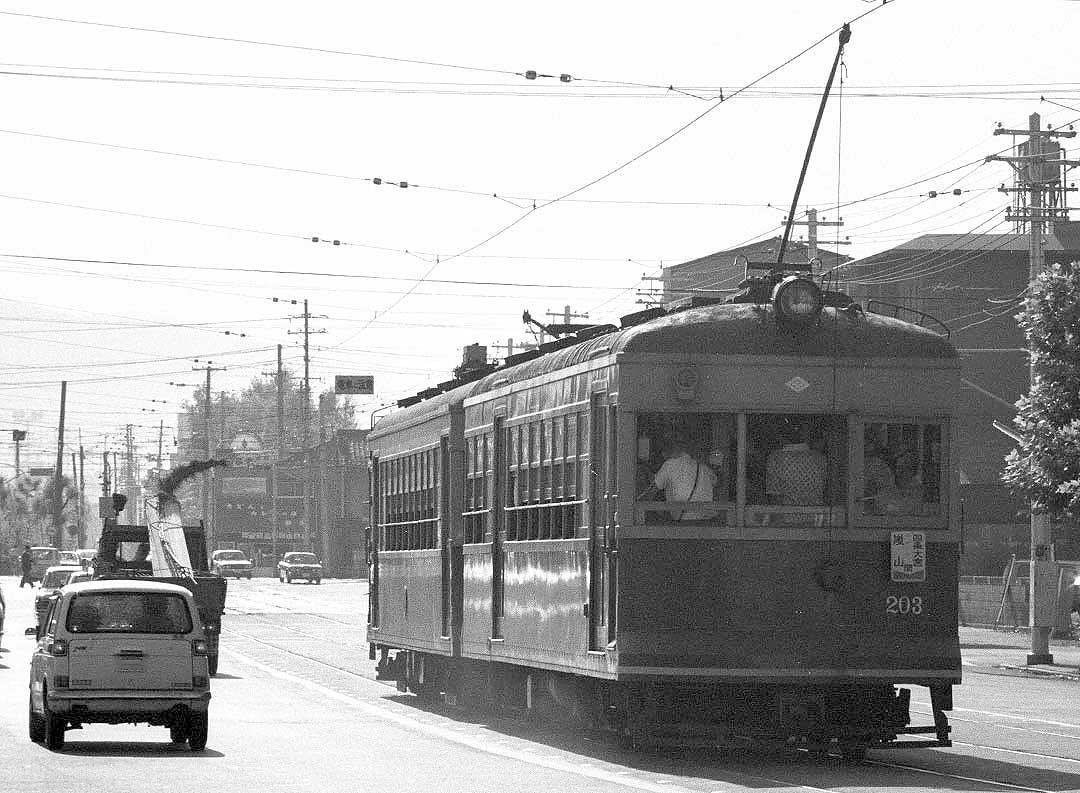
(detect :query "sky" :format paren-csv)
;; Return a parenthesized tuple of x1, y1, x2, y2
(1, 0, 1078, 494)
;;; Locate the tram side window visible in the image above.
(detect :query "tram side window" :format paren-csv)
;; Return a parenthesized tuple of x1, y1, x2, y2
(861, 421, 942, 517)
(463, 434, 488, 543)
(505, 414, 581, 541)
(746, 413, 848, 524)
(378, 451, 440, 551)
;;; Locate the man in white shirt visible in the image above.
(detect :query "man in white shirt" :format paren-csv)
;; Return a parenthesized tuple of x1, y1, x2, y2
(643, 437, 717, 521)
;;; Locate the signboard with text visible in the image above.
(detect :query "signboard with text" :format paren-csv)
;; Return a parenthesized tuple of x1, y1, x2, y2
(891, 531, 926, 582)
(335, 375, 374, 395)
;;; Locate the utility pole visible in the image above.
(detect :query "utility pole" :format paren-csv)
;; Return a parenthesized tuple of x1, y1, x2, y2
(286, 300, 325, 551)
(78, 439, 86, 547)
(124, 424, 136, 524)
(490, 337, 540, 361)
(193, 360, 226, 548)
(274, 344, 285, 559)
(157, 419, 164, 471)
(12, 429, 25, 475)
(52, 381, 67, 548)
(987, 111, 1080, 665)
(783, 208, 851, 264)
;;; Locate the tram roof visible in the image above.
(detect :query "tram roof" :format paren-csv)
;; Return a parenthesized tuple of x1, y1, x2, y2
(467, 303, 956, 395)
(374, 303, 956, 432)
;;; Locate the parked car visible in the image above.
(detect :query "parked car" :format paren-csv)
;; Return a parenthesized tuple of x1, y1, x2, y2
(210, 550, 254, 579)
(57, 551, 80, 567)
(27, 547, 60, 581)
(27, 579, 211, 751)
(277, 552, 322, 585)
(34, 566, 87, 623)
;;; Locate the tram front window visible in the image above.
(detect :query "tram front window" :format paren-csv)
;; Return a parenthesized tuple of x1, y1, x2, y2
(861, 421, 942, 518)
(636, 413, 734, 524)
(746, 413, 848, 527)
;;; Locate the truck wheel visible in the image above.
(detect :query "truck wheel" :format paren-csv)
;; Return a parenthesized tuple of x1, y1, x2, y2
(28, 694, 45, 742)
(315, 578, 322, 585)
(208, 652, 219, 677)
(43, 691, 65, 750)
(170, 721, 189, 743)
(285, 573, 292, 584)
(188, 712, 209, 751)
(278, 571, 284, 583)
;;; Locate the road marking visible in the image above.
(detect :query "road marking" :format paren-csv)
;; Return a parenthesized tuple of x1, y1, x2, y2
(915, 706, 1080, 731)
(871, 761, 1056, 793)
(221, 647, 703, 793)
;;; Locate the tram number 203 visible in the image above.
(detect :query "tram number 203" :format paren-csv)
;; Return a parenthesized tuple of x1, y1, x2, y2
(885, 595, 924, 615)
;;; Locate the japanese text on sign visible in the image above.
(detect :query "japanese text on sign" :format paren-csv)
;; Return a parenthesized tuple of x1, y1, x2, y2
(334, 375, 374, 395)
(891, 531, 926, 582)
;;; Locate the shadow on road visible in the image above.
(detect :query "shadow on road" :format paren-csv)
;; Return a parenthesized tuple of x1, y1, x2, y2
(41, 741, 225, 758)
(379, 692, 1080, 790)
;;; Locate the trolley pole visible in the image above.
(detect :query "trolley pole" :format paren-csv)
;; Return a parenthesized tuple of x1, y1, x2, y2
(987, 112, 1080, 664)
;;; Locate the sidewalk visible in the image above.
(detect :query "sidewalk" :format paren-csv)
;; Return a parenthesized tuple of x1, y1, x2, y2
(960, 625, 1080, 681)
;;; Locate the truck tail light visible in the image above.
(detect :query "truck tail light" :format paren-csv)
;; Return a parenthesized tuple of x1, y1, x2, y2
(49, 639, 68, 657)
(54, 675, 69, 688)
(193, 675, 209, 688)
(192, 639, 208, 656)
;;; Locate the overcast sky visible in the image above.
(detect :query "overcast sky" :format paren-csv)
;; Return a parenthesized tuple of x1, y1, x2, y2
(0, 0, 1076, 488)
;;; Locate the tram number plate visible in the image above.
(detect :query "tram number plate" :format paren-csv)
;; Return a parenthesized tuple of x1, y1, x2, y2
(885, 595, 923, 615)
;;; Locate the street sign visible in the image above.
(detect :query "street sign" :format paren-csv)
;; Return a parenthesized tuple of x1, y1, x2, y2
(335, 375, 374, 395)
(29, 467, 55, 477)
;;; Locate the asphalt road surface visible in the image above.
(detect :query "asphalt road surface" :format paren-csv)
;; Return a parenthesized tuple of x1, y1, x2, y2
(3, 574, 1080, 793)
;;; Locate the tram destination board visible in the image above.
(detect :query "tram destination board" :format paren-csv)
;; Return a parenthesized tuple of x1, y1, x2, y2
(334, 375, 374, 395)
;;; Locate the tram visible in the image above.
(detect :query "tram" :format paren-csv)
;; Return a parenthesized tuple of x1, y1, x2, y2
(365, 271, 960, 757)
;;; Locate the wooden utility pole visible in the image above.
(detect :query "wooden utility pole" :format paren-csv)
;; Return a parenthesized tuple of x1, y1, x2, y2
(193, 361, 226, 548)
(52, 381, 67, 548)
(783, 208, 850, 264)
(78, 440, 86, 547)
(286, 300, 325, 551)
(987, 112, 1080, 665)
(272, 343, 285, 559)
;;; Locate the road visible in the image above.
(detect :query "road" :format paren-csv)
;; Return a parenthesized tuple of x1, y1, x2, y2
(3, 574, 1080, 793)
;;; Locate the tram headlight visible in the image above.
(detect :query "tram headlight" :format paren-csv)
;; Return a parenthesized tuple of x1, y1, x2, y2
(771, 276, 824, 323)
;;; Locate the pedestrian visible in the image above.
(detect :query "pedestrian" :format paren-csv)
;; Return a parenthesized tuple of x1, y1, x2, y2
(19, 544, 34, 588)
(639, 435, 717, 521)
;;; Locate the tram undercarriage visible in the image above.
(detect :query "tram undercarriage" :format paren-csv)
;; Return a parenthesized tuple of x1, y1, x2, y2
(374, 648, 952, 758)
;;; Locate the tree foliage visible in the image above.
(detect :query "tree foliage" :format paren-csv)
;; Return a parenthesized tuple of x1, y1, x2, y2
(1, 473, 86, 558)
(1003, 261, 1080, 516)
(177, 367, 355, 458)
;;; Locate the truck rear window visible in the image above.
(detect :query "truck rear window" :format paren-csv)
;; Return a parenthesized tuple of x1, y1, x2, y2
(66, 592, 193, 634)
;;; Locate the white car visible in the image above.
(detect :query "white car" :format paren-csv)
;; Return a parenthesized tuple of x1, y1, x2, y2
(27, 579, 211, 751)
(210, 549, 254, 579)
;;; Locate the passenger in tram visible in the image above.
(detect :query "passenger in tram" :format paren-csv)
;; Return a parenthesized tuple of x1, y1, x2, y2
(862, 425, 895, 515)
(877, 449, 925, 516)
(764, 417, 827, 506)
(639, 434, 717, 521)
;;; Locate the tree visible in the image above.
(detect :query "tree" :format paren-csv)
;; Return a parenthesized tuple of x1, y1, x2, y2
(1003, 261, 1080, 518)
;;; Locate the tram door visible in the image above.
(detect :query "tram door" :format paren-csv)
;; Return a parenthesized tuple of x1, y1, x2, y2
(588, 394, 612, 651)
